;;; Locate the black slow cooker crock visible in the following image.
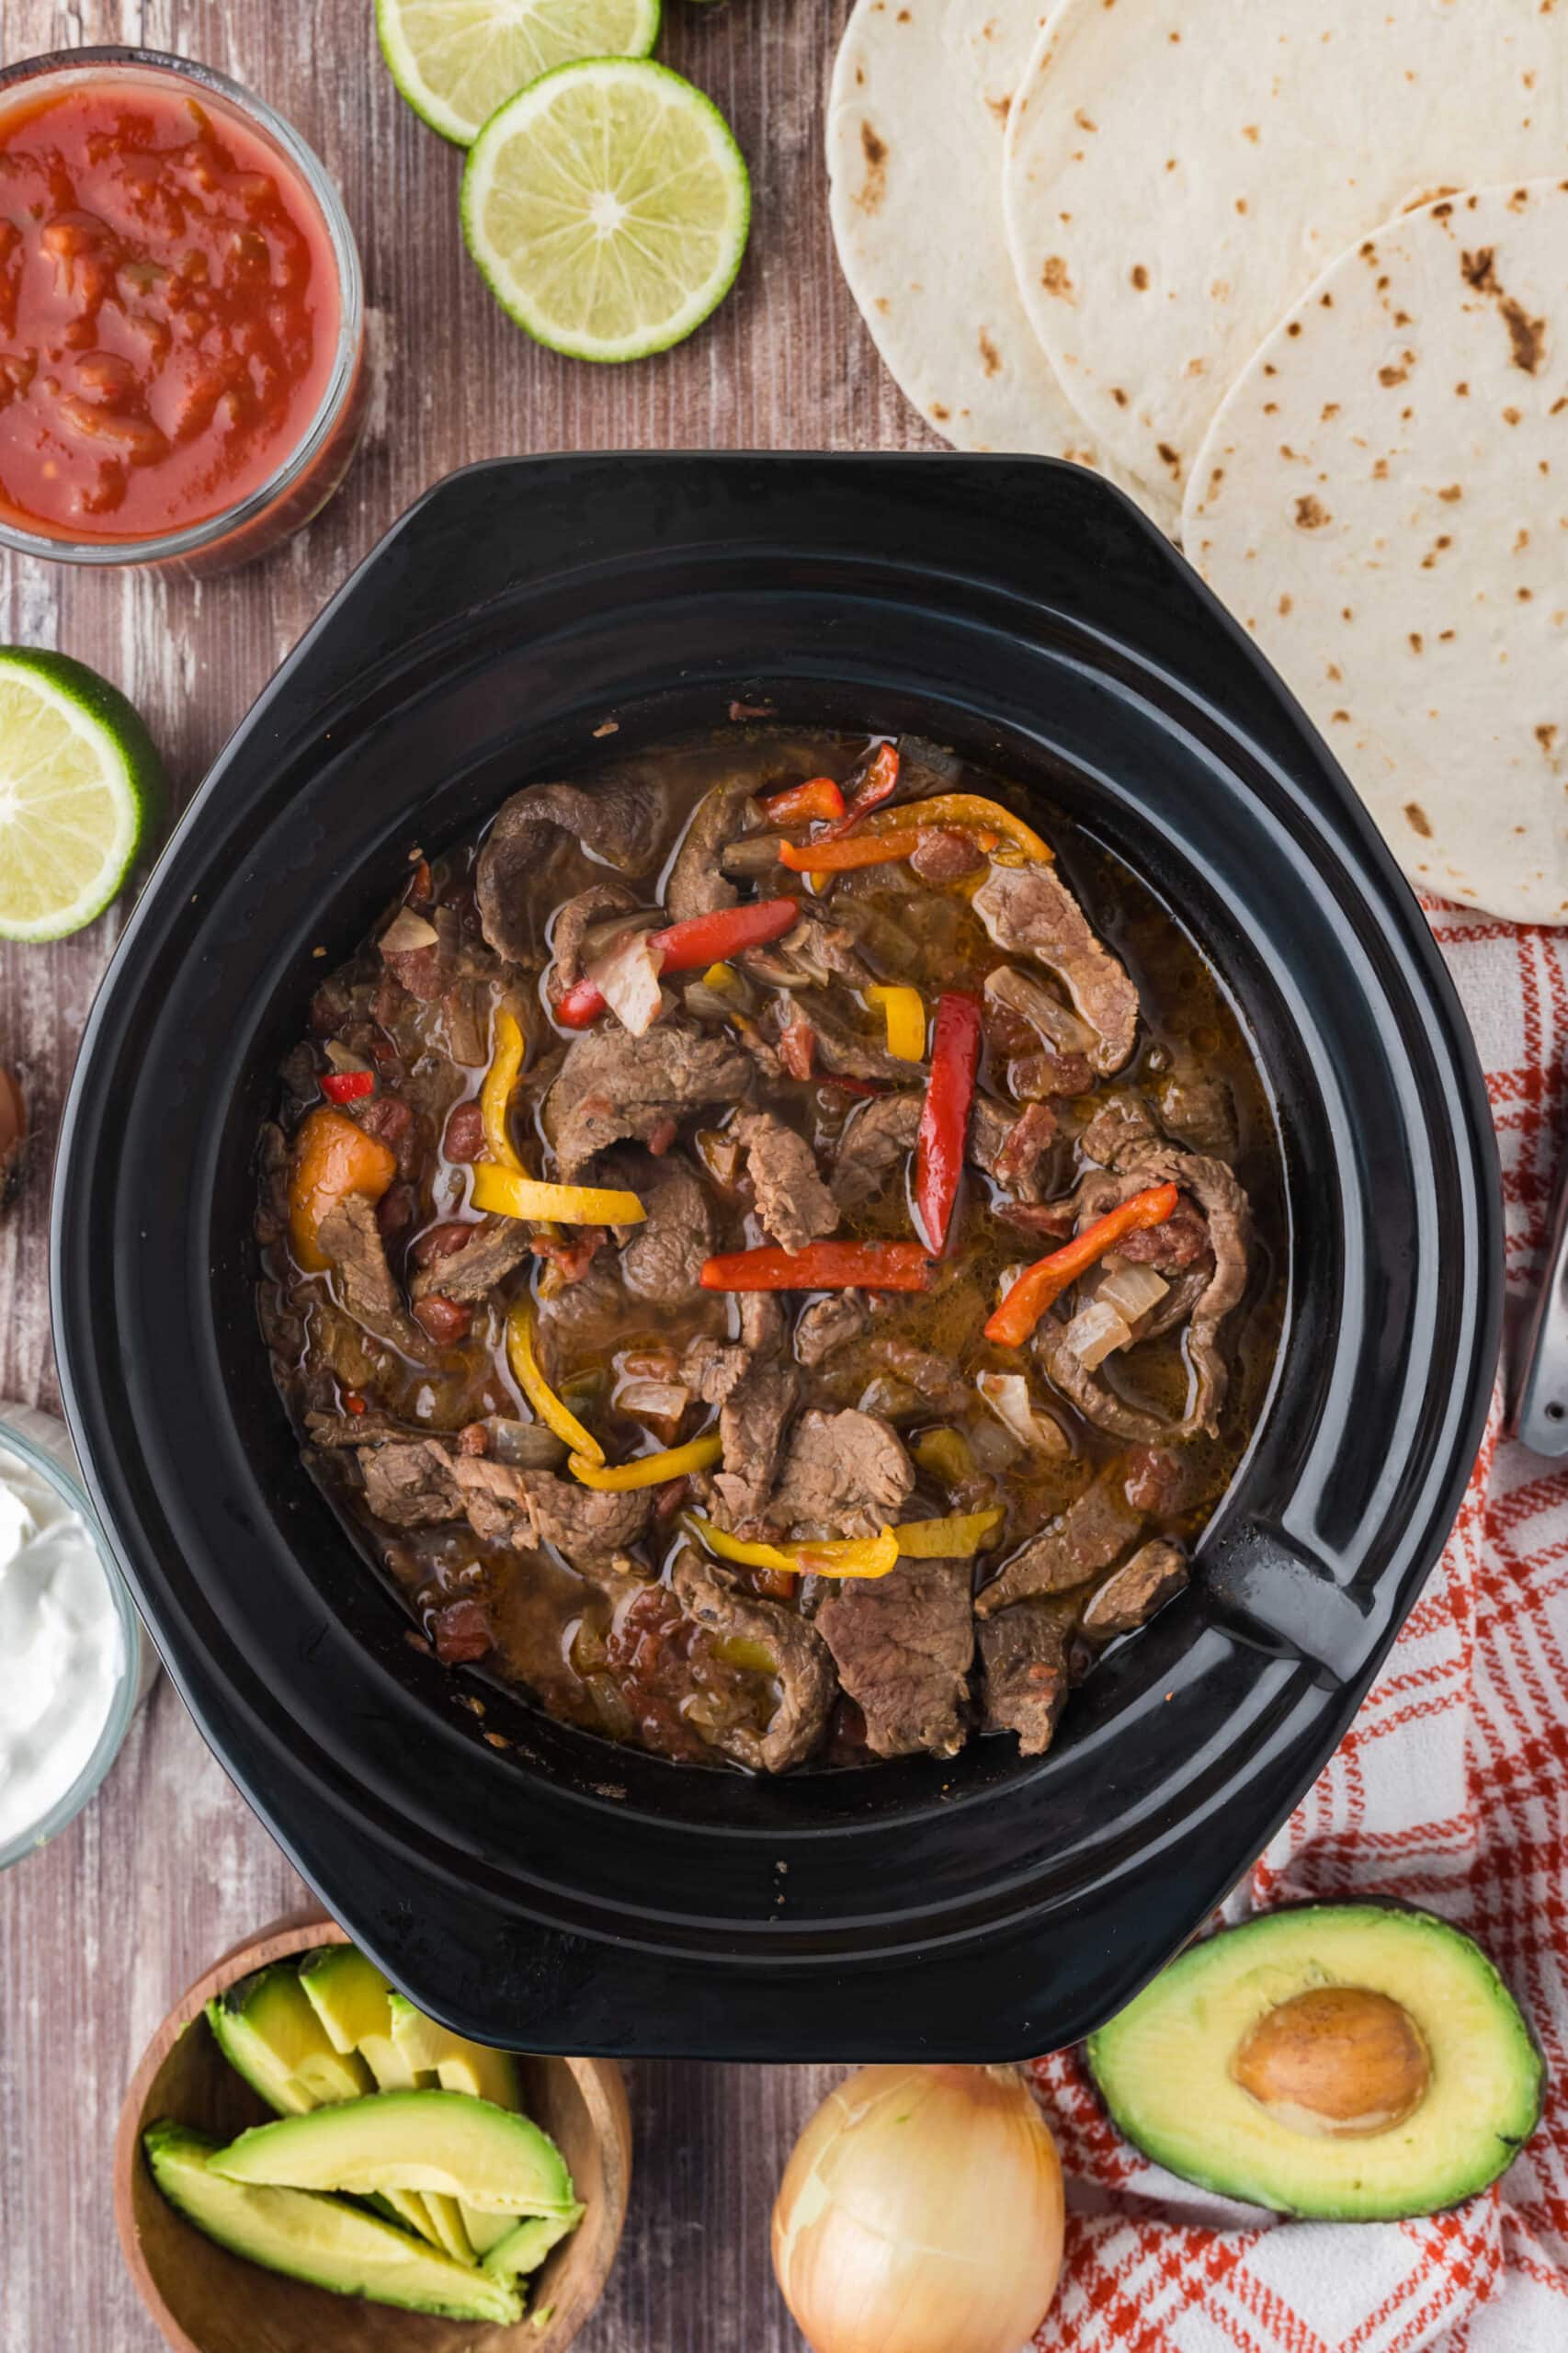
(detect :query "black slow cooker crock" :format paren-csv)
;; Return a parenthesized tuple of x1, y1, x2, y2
(53, 455, 1499, 2058)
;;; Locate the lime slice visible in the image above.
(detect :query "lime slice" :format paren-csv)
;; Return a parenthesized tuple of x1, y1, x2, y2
(0, 648, 163, 942)
(461, 58, 750, 362)
(378, 0, 662, 146)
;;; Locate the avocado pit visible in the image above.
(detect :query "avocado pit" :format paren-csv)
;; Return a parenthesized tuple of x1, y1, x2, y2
(1231, 1984, 1431, 2139)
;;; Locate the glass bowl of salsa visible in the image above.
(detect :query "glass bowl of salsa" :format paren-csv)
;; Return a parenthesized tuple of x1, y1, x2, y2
(0, 49, 365, 574)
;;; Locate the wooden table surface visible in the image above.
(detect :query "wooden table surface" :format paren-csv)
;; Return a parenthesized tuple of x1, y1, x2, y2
(0, 5, 932, 2345)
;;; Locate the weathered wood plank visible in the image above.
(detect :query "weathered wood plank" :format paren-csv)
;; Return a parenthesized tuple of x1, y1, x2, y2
(0, 1, 915, 2342)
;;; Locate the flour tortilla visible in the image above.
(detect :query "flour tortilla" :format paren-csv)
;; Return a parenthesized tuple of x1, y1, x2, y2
(1003, 0, 1568, 535)
(1184, 179, 1568, 924)
(827, 0, 1143, 492)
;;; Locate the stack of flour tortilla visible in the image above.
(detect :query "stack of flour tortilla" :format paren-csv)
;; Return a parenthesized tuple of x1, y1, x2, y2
(827, 0, 1568, 922)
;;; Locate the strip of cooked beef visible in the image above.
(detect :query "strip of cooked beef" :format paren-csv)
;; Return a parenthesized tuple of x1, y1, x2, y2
(476, 773, 669, 963)
(1036, 1314, 1173, 1446)
(892, 733, 964, 799)
(358, 1438, 463, 1527)
(378, 907, 444, 1000)
(409, 1215, 533, 1304)
(973, 864, 1139, 1075)
(976, 1469, 1143, 1615)
(1157, 1074, 1239, 1159)
(744, 910, 874, 993)
(1115, 1198, 1212, 1273)
(1081, 1540, 1188, 1637)
(317, 1195, 433, 1360)
(665, 774, 760, 924)
(734, 1111, 836, 1252)
(740, 1290, 785, 1353)
(1009, 1047, 1096, 1102)
(978, 1603, 1070, 1756)
(984, 967, 1096, 1091)
(869, 1337, 972, 1416)
(795, 1290, 869, 1368)
(545, 882, 641, 996)
(970, 1097, 1054, 1204)
(614, 1153, 715, 1307)
(797, 994, 914, 1085)
(707, 1358, 800, 1533)
(1122, 1144, 1250, 1438)
(546, 1017, 754, 1176)
(307, 1408, 424, 1448)
(682, 1335, 749, 1406)
(908, 828, 987, 885)
(449, 1455, 652, 1571)
(831, 1094, 921, 1211)
(533, 1259, 636, 1386)
(1078, 1094, 1160, 1169)
(815, 1559, 972, 1758)
(671, 1548, 836, 1772)
(770, 1408, 915, 1540)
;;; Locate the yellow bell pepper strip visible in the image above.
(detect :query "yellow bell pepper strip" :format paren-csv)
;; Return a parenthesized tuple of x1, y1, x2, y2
(984, 1181, 1180, 1347)
(506, 1299, 605, 1466)
(288, 1106, 398, 1273)
(682, 1513, 903, 1581)
(702, 961, 738, 991)
(861, 793, 1054, 865)
(568, 1433, 722, 1491)
(479, 1006, 529, 1174)
(865, 983, 926, 1062)
(471, 1162, 645, 1227)
(894, 1508, 1004, 1559)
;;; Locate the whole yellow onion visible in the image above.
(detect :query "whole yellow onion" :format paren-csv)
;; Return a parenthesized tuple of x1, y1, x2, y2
(771, 2063, 1064, 2353)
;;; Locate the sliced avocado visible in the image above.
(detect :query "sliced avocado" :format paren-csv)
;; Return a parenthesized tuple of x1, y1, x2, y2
(205, 1965, 372, 2116)
(483, 2203, 585, 2281)
(142, 2122, 521, 2325)
(296, 1946, 472, 2261)
(210, 2089, 577, 2215)
(387, 1992, 521, 2110)
(1087, 1903, 1545, 2220)
(384, 1990, 526, 2254)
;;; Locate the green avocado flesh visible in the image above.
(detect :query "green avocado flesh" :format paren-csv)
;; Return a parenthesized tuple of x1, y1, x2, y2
(142, 2124, 521, 2325)
(384, 1990, 525, 2252)
(1087, 1904, 1545, 2220)
(483, 2204, 585, 2280)
(205, 1966, 372, 2115)
(210, 2088, 576, 2215)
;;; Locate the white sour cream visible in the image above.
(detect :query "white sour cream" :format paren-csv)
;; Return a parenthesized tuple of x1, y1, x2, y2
(0, 1442, 125, 1848)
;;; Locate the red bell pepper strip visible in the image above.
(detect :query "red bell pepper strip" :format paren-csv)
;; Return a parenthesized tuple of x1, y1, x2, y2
(915, 992, 983, 1254)
(779, 1013, 816, 1080)
(701, 1242, 931, 1292)
(778, 828, 925, 874)
(555, 896, 801, 1028)
(814, 744, 900, 844)
(983, 1183, 1180, 1347)
(321, 1069, 375, 1105)
(820, 1074, 886, 1099)
(759, 776, 846, 826)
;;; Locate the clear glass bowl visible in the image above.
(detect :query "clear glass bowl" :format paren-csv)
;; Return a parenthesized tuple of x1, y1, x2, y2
(0, 1404, 155, 1870)
(0, 48, 366, 576)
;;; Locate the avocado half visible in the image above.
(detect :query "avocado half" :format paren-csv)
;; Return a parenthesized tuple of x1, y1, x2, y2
(1086, 1903, 1545, 2220)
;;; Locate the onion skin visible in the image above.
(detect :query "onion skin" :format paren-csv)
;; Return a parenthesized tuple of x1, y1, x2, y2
(771, 2063, 1063, 2353)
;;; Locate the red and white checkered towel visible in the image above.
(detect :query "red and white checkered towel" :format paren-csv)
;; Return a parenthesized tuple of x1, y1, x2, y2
(1031, 905, 1568, 2352)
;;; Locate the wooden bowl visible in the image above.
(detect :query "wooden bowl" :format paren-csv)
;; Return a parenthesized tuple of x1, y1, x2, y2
(115, 1912, 631, 2353)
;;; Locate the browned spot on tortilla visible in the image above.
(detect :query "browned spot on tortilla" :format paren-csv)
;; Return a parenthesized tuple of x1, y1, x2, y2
(1156, 442, 1181, 476)
(874, 296, 890, 313)
(1322, 403, 1340, 420)
(1420, 535, 1454, 571)
(1243, 124, 1259, 142)
(1207, 465, 1225, 494)
(930, 403, 950, 422)
(1455, 381, 1470, 396)
(1460, 246, 1547, 371)
(978, 331, 1002, 378)
(1404, 802, 1433, 837)
(1372, 459, 1389, 478)
(1131, 264, 1150, 290)
(1041, 256, 1073, 297)
(1517, 529, 1530, 550)
(1410, 633, 1423, 654)
(1432, 200, 1454, 221)
(1286, 321, 1302, 337)
(1236, 199, 1248, 215)
(1379, 365, 1408, 387)
(1519, 586, 1536, 600)
(1438, 484, 1463, 501)
(1439, 629, 1455, 641)
(1331, 710, 1350, 723)
(1279, 444, 1296, 460)
(1552, 396, 1568, 415)
(1342, 608, 1355, 621)
(1394, 311, 1413, 326)
(1278, 594, 1292, 616)
(1539, 723, 1560, 753)
(1505, 407, 1523, 425)
(1295, 495, 1329, 529)
(858, 121, 888, 213)
(1075, 108, 1098, 131)
(985, 94, 1012, 127)
(1111, 386, 1129, 406)
(1326, 663, 1343, 682)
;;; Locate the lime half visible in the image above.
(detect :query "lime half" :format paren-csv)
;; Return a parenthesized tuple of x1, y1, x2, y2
(378, 0, 662, 146)
(0, 649, 163, 942)
(462, 58, 750, 361)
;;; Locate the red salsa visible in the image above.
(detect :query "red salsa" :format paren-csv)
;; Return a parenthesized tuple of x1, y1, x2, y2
(0, 75, 342, 542)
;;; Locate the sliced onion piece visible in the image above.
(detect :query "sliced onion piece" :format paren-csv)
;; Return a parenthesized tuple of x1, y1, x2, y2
(1097, 1260, 1170, 1326)
(586, 926, 665, 1037)
(380, 905, 439, 956)
(977, 1370, 1068, 1456)
(1063, 1297, 1134, 1370)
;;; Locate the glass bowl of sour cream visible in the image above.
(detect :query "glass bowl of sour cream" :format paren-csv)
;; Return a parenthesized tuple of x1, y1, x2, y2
(0, 1403, 155, 1868)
